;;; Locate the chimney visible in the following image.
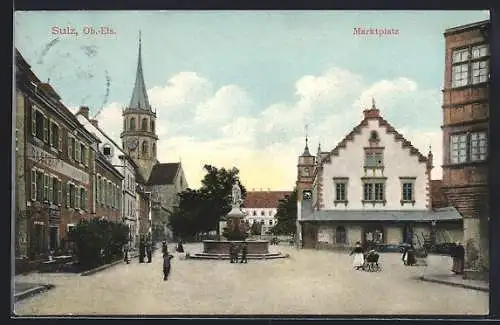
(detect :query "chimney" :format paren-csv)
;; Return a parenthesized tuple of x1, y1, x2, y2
(79, 106, 90, 119)
(90, 119, 98, 128)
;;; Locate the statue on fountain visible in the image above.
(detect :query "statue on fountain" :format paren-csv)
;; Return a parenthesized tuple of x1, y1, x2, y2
(222, 181, 249, 241)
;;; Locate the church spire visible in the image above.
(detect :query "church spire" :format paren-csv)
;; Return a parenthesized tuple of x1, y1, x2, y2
(301, 124, 312, 156)
(128, 31, 151, 110)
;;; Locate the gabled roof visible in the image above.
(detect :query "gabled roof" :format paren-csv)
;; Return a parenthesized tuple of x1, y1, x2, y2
(243, 191, 292, 209)
(146, 163, 180, 185)
(431, 180, 449, 209)
(320, 107, 428, 166)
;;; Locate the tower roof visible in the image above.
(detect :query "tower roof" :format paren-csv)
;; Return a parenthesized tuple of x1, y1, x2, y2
(300, 124, 313, 157)
(128, 31, 151, 111)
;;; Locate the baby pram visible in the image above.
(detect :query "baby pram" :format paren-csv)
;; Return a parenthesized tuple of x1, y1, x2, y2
(363, 250, 381, 272)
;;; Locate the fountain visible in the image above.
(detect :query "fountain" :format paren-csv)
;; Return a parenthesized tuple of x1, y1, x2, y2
(189, 181, 289, 260)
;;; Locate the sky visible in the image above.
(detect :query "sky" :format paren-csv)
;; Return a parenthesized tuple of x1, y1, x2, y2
(14, 10, 490, 190)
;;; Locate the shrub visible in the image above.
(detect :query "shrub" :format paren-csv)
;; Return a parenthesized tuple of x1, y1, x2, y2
(69, 218, 129, 270)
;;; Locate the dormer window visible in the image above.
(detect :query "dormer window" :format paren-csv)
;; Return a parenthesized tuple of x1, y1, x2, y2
(370, 131, 379, 141)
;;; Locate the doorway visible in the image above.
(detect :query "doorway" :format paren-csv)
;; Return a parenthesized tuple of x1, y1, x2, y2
(403, 224, 414, 244)
(49, 226, 59, 251)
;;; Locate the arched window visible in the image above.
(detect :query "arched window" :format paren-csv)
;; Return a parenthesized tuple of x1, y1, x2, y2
(151, 120, 155, 133)
(141, 141, 149, 157)
(141, 118, 148, 131)
(336, 226, 347, 244)
(123, 119, 126, 131)
(152, 143, 156, 157)
(130, 118, 136, 131)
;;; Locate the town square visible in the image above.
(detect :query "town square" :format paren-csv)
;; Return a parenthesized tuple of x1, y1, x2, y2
(13, 10, 491, 316)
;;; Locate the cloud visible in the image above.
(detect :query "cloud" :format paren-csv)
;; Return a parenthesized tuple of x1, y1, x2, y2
(91, 68, 444, 190)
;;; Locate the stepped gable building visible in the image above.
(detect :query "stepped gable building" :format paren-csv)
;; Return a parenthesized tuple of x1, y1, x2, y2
(296, 100, 463, 250)
(242, 190, 292, 234)
(120, 33, 188, 241)
(15, 49, 100, 258)
(441, 20, 490, 272)
(75, 107, 139, 247)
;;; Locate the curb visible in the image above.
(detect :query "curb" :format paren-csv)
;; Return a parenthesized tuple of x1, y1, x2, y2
(419, 276, 489, 292)
(14, 284, 55, 302)
(79, 252, 141, 276)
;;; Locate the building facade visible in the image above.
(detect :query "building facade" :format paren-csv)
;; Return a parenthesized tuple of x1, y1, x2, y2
(93, 151, 123, 223)
(15, 50, 99, 258)
(146, 163, 188, 241)
(76, 107, 139, 247)
(441, 20, 490, 271)
(242, 190, 292, 234)
(297, 102, 462, 250)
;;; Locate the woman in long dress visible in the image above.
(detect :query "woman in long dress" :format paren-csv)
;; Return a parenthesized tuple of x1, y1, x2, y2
(350, 242, 365, 270)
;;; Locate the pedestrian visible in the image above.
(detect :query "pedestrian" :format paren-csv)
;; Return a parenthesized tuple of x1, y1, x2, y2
(176, 240, 184, 253)
(146, 241, 152, 263)
(350, 241, 365, 270)
(229, 243, 236, 263)
(240, 242, 248, 263)
(139, 237, 145, 263)
(163, 251, 174, 281)
(452, 241, 465, 275)
(123, 242, 130, 264)
(162, 241, 168, 255)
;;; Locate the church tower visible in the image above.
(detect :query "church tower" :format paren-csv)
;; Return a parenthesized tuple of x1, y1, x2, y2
(121, 32, 159, 182)
(296, 129, 315, 202)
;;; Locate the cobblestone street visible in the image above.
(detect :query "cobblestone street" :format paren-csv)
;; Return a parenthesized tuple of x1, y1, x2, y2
(13, 243, 488, 316)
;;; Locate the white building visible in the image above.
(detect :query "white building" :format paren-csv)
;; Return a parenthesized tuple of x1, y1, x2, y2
(75, 107, 139, 247)
(297, 101, 462, 249)
(242, 190, 291, 234)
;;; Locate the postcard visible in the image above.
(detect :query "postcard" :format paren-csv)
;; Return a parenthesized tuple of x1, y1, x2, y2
(13, 10, 491, 316)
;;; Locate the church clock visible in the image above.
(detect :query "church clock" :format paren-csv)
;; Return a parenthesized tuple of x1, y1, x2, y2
(127, 138, 138, 150)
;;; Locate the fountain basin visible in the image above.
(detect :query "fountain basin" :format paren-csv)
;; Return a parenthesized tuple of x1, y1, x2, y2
(203, 240, 269, 254)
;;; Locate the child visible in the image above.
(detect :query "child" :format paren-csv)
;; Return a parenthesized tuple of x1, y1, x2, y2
(163, 251, 174, 281)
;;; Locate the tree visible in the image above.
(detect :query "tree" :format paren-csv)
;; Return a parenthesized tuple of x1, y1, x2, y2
(271, 189, 297, 235)
(168, 165, 247, 238)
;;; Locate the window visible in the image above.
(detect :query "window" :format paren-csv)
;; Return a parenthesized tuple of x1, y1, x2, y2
(268, 220, 272, 226)
(269, 210, 273, 216)
(52, 178, 60, 205)
(335, 226, 347, 244)
(80, 188, 86, 210)
(363, 182, 385, 202)
(261, 210, 265, 216)
(75, 141, 81, 163)
(50, 123, 59, 148)
(152, 143, 156, 157)
(365, 151, 383, 168)
(472, 61, 488, 84)
(80, 143, 86, 164)
(69, 183, 76, 208)
(452, 64, 469, 88)
(66, 183, 70, 207)
(48, 176, 54, 202)
(33, 109, 44, 139)
(451, 44, 489, 88)
(141, 141, 149, 157)
(470, 132, 487, 161)
(31, 106, 36, 136)
(334, 179, 348, 202)
(141, 118, 148, 131)
(68, 136, 74, 160)
(400, 178, 415, 203)
(31, 169, 37, 201)
(450, 132, 488, 164)
(43, 174, 50, 201)
(253, 211, 257, 216)
(75, 185, 80, 209)
(58, 128, 63, 151)
(130, 118, 136, 131)
(43, 116, 49, 143)
(151, 120, 155, 133)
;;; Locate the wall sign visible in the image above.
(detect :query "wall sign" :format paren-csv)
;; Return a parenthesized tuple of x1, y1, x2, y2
(27, 143, 90, 185)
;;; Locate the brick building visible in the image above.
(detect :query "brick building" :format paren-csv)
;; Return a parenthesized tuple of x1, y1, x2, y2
(15, 49, 99, 258)
(441, 20, 490, 272)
